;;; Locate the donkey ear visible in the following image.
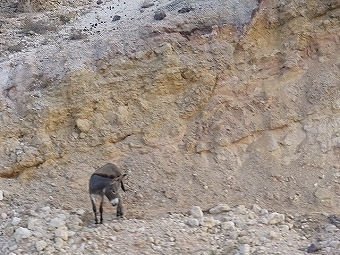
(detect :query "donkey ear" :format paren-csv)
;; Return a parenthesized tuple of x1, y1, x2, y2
(112, 173, 127, 182)
(121, 180, 126, 192)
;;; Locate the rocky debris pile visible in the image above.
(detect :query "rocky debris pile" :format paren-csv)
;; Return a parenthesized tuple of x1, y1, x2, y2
(1, 200, 339, 255)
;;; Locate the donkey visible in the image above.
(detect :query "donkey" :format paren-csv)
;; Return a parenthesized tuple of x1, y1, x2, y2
(89, 163, 126, 224)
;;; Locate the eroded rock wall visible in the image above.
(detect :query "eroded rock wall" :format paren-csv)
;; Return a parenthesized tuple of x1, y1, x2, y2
(0, 0, 339, 213)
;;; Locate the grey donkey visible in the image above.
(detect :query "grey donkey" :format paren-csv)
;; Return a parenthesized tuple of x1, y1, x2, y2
(89, 163, 126, 224)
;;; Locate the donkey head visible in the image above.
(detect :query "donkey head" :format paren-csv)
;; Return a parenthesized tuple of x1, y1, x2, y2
(104, 174, 126, 206)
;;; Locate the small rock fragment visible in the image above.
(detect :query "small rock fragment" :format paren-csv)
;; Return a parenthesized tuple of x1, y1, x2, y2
(112, 15, 121, 22)
(14, 227, 31, 242)
(187, 218, 199, 227)
(141, 0, 154, 8)
(221, 221, 236, 231)
(234, 205, 247, 214)
(50, 217, 65, 228)
(35, 240, 47, 251)
(252, 204, 262, 214)
(307, 243, 322, 253)
(154, 11, 166, 20)
(202, 217, 218, 228)
(11, 217, 21, 226)
(328, 214, 340, 227)
(190, 206, 203, 218)
(178, 7, 193, 13)
(209, 204, 230, 214)
(55, 226, 68, 241)
(268, 231, 280, 240)
(314, 188, 333, 205)
(267, 212, 285, 224)
(76, 118, 92, 133)
(239, 243, 251, 255)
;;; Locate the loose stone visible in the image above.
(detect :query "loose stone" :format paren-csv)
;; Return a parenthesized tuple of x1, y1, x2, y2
(154, 11, 166, 20)
(238, 243, 251, 255)
(35, 240, 47, 251)
(209, 204, 230, 214)
(221, 221, 236, 231)
(55, 226, 68, 241)
(190, 206, 203, 218)
(14, 227, 31, 242)
(234, 205, 247, 214)
(50, 217, 66, 228)
(187, 218, 199, 227)
(268, 212, 285, 225)
(11, 217, 21, 226)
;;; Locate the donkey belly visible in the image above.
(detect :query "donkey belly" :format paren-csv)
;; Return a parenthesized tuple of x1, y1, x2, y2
(89, 174, 111, 194)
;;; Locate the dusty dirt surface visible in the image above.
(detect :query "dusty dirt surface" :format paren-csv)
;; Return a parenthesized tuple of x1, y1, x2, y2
(1, 0, 340, 254)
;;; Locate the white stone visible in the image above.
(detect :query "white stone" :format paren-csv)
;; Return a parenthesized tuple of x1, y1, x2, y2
(238, 236, 252, 244)
(260, 209, 268, 215)
(187, 218, 199, 227)
(330, 240, 340, 248)
(76, 118, 92, 133)
(1, 213, 7, 220)
(28, 218, 40, 230)
(50, 217, 65, 228)
(41, 206, 51, 213)
(247, 212, 257, 219)
(35, 240, 47, 251)
(209, 204, 230, 214)
(234, 205, 247, 214)
(54, 237, 65, 248)
(11, 217, 21, 226)
(55, 226, 68, 241)
(325, 224, 338, 232)
(279, 224, 290, 232)
(234, 218, 246, 228)
(252, 204, 262, 214)
(54, 226, 68, 241)
(76, 209, 85, 215)
(0, 190, 3, 200)
(267, 212, 285, 225)
(268, 231, 280, 240)
(141, 0, 154, 8)
(14, 227, 32, 242)
(221, 221, 236, 231)
(238, 243, 251, 255)
(202, 217, 218, 228)
(190, 206, 203, 218)
(259, 216, 269, 225)
(33, 227, 45, 238)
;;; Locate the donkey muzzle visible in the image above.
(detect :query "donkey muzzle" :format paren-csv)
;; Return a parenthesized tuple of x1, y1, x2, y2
(110, 198, 119, 206)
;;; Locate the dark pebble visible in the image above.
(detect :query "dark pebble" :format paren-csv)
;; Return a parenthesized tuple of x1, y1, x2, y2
(178, 7, 193, 13)
(154, 11, 166, 20)
(307, 243, 322, 253)
(112, 15, 121, 22)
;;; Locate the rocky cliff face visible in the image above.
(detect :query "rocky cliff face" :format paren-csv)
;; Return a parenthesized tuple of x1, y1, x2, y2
(0, 0, 340, 215)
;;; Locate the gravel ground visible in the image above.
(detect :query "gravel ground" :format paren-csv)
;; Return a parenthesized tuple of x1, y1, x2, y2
(1, 197, 340, 255)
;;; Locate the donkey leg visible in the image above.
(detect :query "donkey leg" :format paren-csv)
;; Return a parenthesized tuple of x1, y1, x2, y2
(90, 195, 98, 224)
(99, 196, 104, 224)
(117, 199, 124, 217)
